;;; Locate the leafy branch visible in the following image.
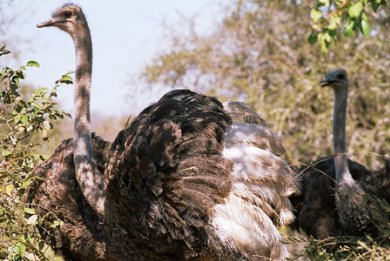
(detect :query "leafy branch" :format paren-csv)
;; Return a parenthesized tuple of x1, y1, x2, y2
(309, 0, 387, 51)
(0, 46, 71, 260)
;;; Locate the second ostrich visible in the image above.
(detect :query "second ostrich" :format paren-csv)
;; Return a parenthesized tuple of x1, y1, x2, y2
(295, 69, 389, 239)
(324, 69, 374, 235)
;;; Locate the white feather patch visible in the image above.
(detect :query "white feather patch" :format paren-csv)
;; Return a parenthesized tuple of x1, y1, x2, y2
(207, 122, 298, 259)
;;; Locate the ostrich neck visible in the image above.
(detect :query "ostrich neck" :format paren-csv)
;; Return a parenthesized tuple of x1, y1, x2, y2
(333, 85, 353, 185)
(72, 24, 105, 215)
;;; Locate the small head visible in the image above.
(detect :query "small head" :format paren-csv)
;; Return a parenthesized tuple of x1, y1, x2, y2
(320, 68, 348, 89)
(37, 3, 87, 35)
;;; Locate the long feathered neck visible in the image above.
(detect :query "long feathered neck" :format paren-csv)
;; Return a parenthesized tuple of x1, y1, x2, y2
(72, 20, 105, 215)
(333, 83, 354, 185)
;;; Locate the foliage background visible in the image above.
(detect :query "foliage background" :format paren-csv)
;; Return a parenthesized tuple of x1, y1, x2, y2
(142, 0, 390, 170)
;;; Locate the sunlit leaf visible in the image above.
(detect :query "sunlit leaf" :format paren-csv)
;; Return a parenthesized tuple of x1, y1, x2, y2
(349, 2, 363, 18)
(361, 15, 370, 36)
(2, 149, 12, 157)
(22, 178, 33, 188)
(60, 74, 73, 84)
(24, 208, 36, 215)
(20, 115, 29, 123)
(13, 243, 26, 254)
(26, 214, 38, 225)
(26, 60, 40, 68)
(5, 184, 14, 196)
(311, 8, 322, 23)
(34, 87, 48, 95)
(344, 19, 355, 37)
(328, 16, 341, 30)
(50, 220, 63, 228)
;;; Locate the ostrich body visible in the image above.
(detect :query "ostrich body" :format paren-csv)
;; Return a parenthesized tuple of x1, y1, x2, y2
(295, 69, 390, 239)
(294, 157, 371, 239)
(32, 4, 299, 260)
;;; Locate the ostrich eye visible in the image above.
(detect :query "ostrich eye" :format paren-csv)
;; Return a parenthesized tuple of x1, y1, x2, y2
(337, 74, 345, 80)
(63, 11, 72, 18)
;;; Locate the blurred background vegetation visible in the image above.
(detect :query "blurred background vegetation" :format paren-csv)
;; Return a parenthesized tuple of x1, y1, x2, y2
(143, 0, 390, 170)
(0, 0, 389, 260)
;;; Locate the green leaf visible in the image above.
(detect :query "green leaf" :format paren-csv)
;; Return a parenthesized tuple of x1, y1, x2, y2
(26, 60, 40, 67)
(13, 243, 26, 254)
(38, 241, 45, 251)
(319, 32, 330, 52)
(328, 16, 341, 30)
(2, 149, 12, 157)
(50, 220, 63, 228)
(348, 2, 363, 18)
(307, 32, 318, 44)
(311, 8, 322, 23)
(0, 45, 11, 57)
(34, 87, 48, 95)
(344, 19, 355, 37)
(60, 74, 73, 84)
(24, 208, 36, 215)
(5, 184, 14, 195)
(22, 178, 33, 188)
(20, 115, 29, 123)
(371, 0, 384, 11)
(361, 16, 370, 36)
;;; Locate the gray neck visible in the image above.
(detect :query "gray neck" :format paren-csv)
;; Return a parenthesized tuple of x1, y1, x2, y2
(72, 23, 105, 215)
(333, 85, 354, 185)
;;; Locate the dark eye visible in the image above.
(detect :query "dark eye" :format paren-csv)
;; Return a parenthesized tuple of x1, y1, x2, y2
(63, 11, 72, 18)
(337, 74, 345, 79)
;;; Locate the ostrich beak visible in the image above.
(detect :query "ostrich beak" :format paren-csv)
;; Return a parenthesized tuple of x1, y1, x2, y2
(320, 78, 331, 87)
(37, 18, 64, 28)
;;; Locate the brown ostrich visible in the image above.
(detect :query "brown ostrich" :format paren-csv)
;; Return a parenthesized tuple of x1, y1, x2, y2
(295, 69, 390, 239)
(32, 3, 299, 260)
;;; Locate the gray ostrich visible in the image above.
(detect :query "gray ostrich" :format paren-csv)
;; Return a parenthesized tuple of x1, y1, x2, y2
(295, 69, 389, 239)
(321, 69, 373, 234)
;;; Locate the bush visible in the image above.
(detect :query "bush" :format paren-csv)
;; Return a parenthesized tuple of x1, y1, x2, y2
(0, 46, 70, 260)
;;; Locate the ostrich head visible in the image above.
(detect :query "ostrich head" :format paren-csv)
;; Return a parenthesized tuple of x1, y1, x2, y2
(37, 4, 87, 37)
(320, 68, 348, 89)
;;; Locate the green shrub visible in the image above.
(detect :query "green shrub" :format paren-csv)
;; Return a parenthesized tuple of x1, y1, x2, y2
(0, 46, 69, 260)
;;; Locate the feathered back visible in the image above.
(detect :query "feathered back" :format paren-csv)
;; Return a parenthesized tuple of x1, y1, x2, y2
(223, 101, 286, 155)
(105, 89, 233, 259)
(105, 91, 298, 260)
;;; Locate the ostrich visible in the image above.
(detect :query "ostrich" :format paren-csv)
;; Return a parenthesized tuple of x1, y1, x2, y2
(33, 3, 299, 260)
(295, 69, 389, 239)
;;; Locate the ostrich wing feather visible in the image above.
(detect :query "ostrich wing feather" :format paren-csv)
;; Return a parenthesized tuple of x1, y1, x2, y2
(105, 89, 233, 259)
